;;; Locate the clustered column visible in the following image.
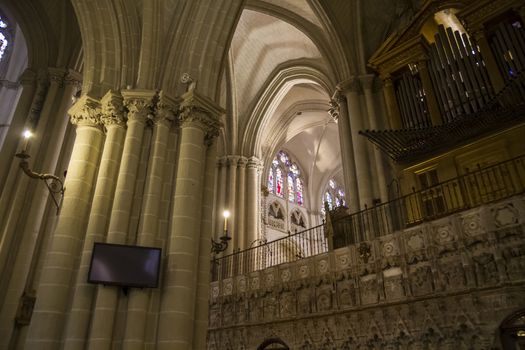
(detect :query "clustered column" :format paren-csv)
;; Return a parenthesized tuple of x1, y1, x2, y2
(225, 155, 238, 254)
(234, 156, 247, 250)
(330, 94, 359, 213)
(63, 90, 127, 350)
(87, 90, 154, 350)
(245, 156, 261, 247)
(123, 92, 178, 350)
(214, 158, 227, 239)
(340, 78, 375, 210)
(157, 90, 223, 350)
(360, 75, 389, 203)
(25, 95, 105, 350)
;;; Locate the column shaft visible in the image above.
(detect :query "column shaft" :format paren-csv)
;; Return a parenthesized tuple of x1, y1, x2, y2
(0, 69, 36, 190)
(157, 120, 207, 349)
(332, 96, 359, 213)
(25, 99, 104, 349)
(245, 157, 260, 247)
(0, 77, 78, 349)
(344, 81, 374, 209)
(225, 156, 237, 255)
(88, 94, 150, 350)
(63, 91, 126, 350)
(235, 157, 247, 250)
(214, 158, 227, 241)
(192, 139, 218, 350)
(361, 75, 389, 203)
(123, 114, 172, 350)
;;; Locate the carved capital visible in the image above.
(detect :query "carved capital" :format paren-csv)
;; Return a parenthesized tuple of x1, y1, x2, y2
(237, 156, 248, 168)
(247, 156, 261, 169)
(217, 157, 228, 167)
(68, 94, 101, 126)
(154, 91, 180, 126)
(178, 90, 224, 142)
(100, 90, 126, 127)
(227, 155, 240, 167)
(122, 89, 156, 124)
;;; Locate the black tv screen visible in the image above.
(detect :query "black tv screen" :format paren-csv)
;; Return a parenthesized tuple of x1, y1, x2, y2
(88, 242, 161, 288)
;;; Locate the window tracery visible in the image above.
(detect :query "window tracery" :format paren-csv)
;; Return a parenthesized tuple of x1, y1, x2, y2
(267, 150, 305, 206)
(321, 178, 346, 216)
(0, 14, 10, 62)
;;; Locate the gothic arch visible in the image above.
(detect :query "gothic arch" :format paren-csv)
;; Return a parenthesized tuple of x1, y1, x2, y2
(245, 0, 350, 82)
(500, 309, 525, 349)
(242, 64, 334, 156)
(257, 337, 290, 350)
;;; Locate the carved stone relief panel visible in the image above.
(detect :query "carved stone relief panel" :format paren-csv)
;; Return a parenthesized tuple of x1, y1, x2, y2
(383, 267, 405, 300)
(279, 291, 296, 318)
(409, 263, 434, 296)
(360, 274, 379, 305)
(337, 279, 357, 309)
(316, 285, 333, 312)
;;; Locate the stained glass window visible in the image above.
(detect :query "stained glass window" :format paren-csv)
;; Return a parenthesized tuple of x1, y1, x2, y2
(267, 150, 305, 205)
(276, 167, 283, 197)
(0, 15, 8, 61)
(268, 170, 274, 194)
(322, 178, 347, 215)
(325, 192, 333, 209)
(296, 178, 303, 205)
(287, 173, 294, 202)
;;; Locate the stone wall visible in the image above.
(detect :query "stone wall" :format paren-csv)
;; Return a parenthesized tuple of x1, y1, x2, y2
(208, 195, 525, 349)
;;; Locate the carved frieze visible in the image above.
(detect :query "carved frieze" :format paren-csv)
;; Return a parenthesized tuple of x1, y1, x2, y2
(209, 197, 525, 349)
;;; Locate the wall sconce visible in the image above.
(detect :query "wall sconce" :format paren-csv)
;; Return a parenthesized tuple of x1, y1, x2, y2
(15, 129, 65, 214)
(211, 210, 231, 255)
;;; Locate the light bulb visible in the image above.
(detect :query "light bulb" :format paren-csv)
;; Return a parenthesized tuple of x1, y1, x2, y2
(223, 210, 230, 218)
(22, 129, 32, 139)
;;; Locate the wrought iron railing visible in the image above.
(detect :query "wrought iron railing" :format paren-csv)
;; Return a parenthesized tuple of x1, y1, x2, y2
(211, 155, 525, 281)
(211, 224, 325, 281)
(331, 154, 525, 247)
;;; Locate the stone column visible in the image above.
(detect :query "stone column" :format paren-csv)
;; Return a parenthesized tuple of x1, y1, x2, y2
(214, 157, 227, 241)
(417, 60, 442, 126)
(235, 157, 247, 250)
(360, 75, 389, 203)
(0, 69, 37, 190)
(225, 155, 238, 255)
(341, 78, 374, 210)
(330, 95, 359, 213)
(62, 90, 126, 350)
(0, 72, 49, 264)
(245, 156, 260, 247)
(87, 90, 154, 350)
(122, 92, 177, 350)
(157, 90, 223, 350)
(0, 71, 80, 349)
(25, 95, 104, 350)
(193, 136, 219, 350)
(382, 75, 402, 129)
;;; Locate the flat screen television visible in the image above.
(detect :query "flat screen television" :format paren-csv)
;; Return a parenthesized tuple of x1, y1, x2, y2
(88, 242, 161, 288)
